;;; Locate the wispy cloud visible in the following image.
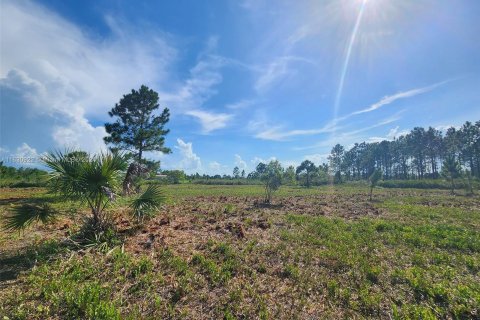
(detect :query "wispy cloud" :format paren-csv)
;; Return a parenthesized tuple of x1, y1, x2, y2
(254, 56, 315, 92)
(185, 110, 233, 134)
(345, 112, 404, 136)
(160, 55, 224, 112)
(350, 79, 453, 116)
(254, 125, 335, 141)
(294, 112, 404, 151)
(251, 79, 453, 141)
(367, 126, 410, 142)
(225, 99, 255, 110)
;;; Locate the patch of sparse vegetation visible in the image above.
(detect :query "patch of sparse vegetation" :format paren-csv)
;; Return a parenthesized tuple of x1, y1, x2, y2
(1, 184, 479, 319)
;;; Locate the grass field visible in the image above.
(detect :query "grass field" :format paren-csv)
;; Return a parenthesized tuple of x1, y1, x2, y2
(0, 185, 479, 319)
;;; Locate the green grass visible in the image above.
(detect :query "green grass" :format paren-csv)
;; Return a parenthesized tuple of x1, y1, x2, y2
(378, 178, 480, 190)
(161, 183, 373, 199)
(281, 212, 479, 318)
(0, 184, 479, 319)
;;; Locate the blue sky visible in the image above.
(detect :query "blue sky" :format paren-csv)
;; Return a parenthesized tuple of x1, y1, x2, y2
(1, 0, 480, 174)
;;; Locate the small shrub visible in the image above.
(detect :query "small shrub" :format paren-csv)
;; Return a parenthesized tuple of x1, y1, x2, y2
(260, 160, 283, 203)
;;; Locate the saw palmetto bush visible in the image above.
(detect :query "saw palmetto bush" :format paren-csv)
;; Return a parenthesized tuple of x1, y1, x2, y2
(44, 150, 127, 227)
(3, 150, 166, 235)
(130, 184, 166, 223)
(3, 203, 58, 231)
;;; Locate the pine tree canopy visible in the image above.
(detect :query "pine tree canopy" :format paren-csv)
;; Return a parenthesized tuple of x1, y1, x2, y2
(104, 85, 171, 162)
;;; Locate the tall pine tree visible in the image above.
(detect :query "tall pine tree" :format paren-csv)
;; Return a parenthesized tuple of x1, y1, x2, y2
(104, 85, 171, 162)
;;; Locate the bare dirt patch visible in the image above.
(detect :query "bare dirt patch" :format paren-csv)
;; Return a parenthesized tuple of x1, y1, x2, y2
(121, 193, 387, 259)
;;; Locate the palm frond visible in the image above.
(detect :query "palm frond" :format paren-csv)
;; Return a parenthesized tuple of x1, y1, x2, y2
(130, 184, 166, 221)
(42, 150, 126, 210)
(42, 150, 88, 200)
(3, 204, 59, 231)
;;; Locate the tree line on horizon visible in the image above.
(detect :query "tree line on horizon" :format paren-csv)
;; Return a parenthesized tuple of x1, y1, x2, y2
(180, 120, 479, 187)
(327, 120, 479, 181)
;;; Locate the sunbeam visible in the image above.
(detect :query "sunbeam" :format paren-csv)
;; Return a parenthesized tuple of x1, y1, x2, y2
(332, 0, 367, 127)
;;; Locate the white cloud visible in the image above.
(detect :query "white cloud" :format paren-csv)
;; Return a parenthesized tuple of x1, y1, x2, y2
(250, 156, 276, 167)
(185, 110, 233, 134)
(387, 126, 409, 139)
(209, 161, 222, 171)
(304, 154, 329, 165)
(234, 154, 247, 170)
(14, 143, 40, 158)
(225, 99, 255, 110)
(254, 56, 314, 92)
(350, 80, 452, 116)
(0, 0, 177, 154)
(249, 109, 340, 141)
(1, 1, 235, 155)
(254, 124, 337, 141)
(1, 1, 175, 113)
(1, 143, 43, 167)
(206, 161, 230, 175)
(52, 118, 107, 153)
(175, 138, 201, 171)
(160, 56, 223, 112)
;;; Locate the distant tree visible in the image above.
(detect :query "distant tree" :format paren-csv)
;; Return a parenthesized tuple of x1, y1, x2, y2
(104, 85, 171, 163)
(319, 163, 329, 173)
(458, 121, 480, 177)
(369, 169, 383, 201)
(425, 127, 443, 178)
(247, 172, 258, 179)
(256, 162, 267, 175)
(164, 170, 186, 184)
(406, 127, 428, 179)
(261, 160, 283, 203)
(328, 144, 345, 175)
(233, 166, 240, 179)
(441, 156, 462, 194)
(283, 165, 297, 185)
(0, 161, 48, 186)
(241, 169, 245, 178)
(312, 168, 329, 186)
(296, 160, 316, 187)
